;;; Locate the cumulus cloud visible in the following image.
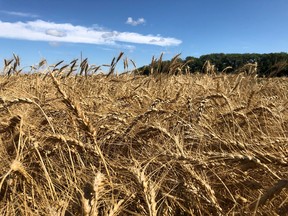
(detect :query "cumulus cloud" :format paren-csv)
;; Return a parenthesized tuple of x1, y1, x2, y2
(0, 19, 182, 46)
(0, 10, 38, 18)
(126, 17, 146, 26)
(46, 29, 67, 37)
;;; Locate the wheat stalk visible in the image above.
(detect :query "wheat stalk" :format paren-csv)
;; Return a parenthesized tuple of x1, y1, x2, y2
(130, 166, 158, 216)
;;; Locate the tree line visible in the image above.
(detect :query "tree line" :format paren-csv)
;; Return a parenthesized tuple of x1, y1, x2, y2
(139, 52, 288, 77)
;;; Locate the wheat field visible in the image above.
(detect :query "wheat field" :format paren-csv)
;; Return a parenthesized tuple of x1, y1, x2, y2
(0, 57, 288, 215)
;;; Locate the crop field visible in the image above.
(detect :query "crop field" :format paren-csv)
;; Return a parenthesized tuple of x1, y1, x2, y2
(0, 57, 288, 215)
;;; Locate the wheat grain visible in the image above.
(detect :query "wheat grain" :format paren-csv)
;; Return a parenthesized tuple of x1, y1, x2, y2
(0, 56, 287, 215)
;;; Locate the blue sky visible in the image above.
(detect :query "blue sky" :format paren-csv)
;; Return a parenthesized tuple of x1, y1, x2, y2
(0, 0, 288, 71)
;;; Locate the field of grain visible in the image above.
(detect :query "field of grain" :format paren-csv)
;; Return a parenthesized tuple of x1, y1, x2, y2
(0, 61, 288, 215)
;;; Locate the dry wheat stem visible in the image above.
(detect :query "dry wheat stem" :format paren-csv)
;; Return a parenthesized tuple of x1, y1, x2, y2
(1, 56, 288, 215)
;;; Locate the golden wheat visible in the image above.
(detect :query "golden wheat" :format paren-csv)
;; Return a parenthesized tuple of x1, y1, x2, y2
(0, 56, 288, 215)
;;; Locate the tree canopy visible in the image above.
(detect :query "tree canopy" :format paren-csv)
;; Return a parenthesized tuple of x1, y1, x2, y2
(138, 52, 288, 77)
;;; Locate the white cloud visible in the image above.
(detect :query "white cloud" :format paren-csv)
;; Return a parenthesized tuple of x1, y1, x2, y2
(0, 19, 182, 46)
(46, 29, 67, 37)
(0, 10, 38, 18)
(126, 17, 146, 26)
